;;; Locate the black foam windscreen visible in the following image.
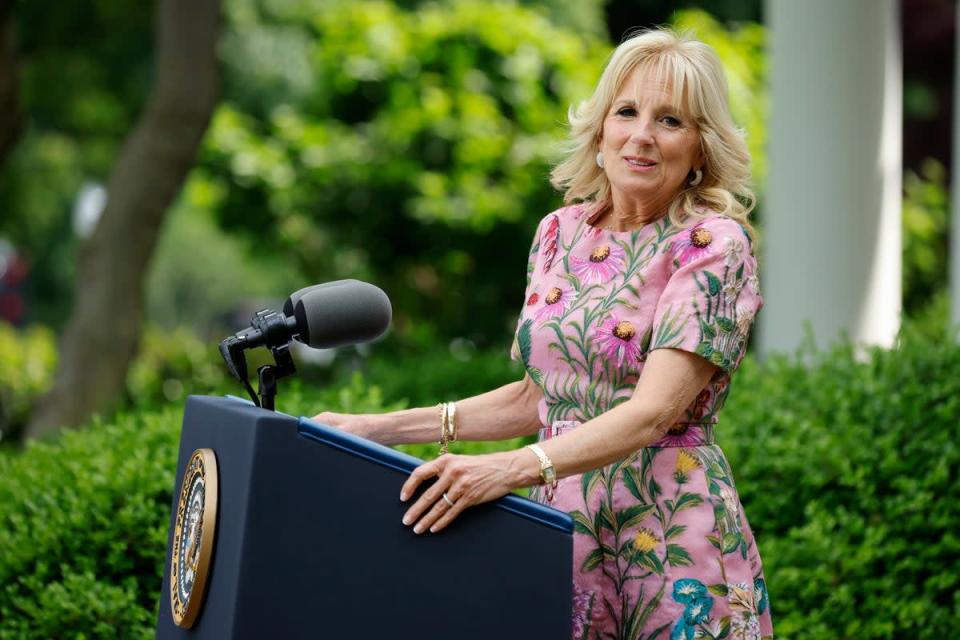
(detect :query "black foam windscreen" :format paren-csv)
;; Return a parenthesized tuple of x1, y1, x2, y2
(293, 280, 392, 349)
(282, 280, 357, 318)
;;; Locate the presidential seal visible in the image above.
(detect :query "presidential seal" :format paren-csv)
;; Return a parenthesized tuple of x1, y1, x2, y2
(170, 448, 218, 628)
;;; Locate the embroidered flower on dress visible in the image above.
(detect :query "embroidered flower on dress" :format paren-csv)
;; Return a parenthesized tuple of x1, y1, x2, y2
(683, 594, 713, 624)
(671, 224, 715, 266)
(660, 423, 705, 448)
(673, 449, 702, 484)
(720, 486, 740, 518)
(540, 214, 561, 273)
(730, 614, 761, 640)
(747, 272, 760, 294)
(594, 314, 643, 368)
(571, 243, 626, 285)
(723, 278, 743, 304)
(632, 528, 659, 553)
(722, 235, 744, 267)
(534, 286, 575, 323)
(672, 578, 708, 604)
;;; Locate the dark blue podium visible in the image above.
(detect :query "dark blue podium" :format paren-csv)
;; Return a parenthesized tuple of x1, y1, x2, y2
(156, 396, 573, 639)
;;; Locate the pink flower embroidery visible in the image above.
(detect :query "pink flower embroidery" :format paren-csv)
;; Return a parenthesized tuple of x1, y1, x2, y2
(534, 286, 575, 323)
(570, 244, 626, 285)
(594, 314, 643, 368)
(540, 214, 560, 273)
(659, 423, 706, 447)
(671, 224, 714, 266)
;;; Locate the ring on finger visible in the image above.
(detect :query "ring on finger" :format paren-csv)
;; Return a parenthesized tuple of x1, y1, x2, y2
(442, 492, 455, 508)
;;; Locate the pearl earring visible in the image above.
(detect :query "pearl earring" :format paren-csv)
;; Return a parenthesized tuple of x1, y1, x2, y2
(596, 152, 604, 168)
(689, 168, 703, 186)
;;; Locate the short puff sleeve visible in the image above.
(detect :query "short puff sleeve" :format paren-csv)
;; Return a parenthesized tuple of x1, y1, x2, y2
(650, 217, 762, 375)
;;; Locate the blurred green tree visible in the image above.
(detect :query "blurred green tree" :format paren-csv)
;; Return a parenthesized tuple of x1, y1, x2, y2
(25, 0, 221, 439)
(196, 0, 607, 344)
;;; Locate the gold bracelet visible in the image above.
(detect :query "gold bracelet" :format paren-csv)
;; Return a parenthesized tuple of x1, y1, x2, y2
(437, 403, 450, 455)
(445, 401, 458, 443)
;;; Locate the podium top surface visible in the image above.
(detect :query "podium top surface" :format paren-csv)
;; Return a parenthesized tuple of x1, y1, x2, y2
(297, 415, 573, 534)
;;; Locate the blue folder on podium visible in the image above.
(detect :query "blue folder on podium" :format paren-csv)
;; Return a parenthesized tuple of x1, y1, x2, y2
(156, 395, 573, 639)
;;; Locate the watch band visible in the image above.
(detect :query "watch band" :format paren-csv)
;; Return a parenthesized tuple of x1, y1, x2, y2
(525, 444, 557, 487)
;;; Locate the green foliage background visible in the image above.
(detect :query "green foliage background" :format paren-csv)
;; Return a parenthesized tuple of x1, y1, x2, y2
(1, 0, 957, 637)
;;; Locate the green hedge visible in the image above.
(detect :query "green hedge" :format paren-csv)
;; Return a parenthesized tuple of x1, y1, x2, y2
(2, 325, 959, 638)
(720, 323, 960, 639)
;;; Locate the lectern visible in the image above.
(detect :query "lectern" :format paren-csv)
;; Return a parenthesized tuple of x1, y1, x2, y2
(156, 396, 573, 639)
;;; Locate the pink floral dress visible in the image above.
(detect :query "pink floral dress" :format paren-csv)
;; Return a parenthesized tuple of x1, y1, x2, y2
(514, 204, 773, 640)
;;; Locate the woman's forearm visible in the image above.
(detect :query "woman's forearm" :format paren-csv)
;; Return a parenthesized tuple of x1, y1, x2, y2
(502, 348, 719, 488)
(365, 375, 543, 446)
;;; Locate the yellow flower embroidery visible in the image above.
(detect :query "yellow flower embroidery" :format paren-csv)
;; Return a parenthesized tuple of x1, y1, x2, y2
(632, 528, 659, 554)
(673, 449, 702, 483)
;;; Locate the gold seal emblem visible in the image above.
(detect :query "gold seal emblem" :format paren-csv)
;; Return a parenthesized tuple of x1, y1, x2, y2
(170, 448, 218, 628)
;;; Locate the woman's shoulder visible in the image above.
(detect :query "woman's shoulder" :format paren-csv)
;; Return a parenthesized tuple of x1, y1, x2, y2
(536, 202, 592, 227)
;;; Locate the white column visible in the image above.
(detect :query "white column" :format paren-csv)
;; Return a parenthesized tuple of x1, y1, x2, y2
(760, 0, 902, 354)
(952, 3, 960, 329)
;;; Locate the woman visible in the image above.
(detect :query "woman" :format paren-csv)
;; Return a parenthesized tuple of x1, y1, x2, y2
(315, 29, 773, 640)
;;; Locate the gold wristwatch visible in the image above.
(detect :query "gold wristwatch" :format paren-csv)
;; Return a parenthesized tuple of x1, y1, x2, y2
(525, 444, 557, 486)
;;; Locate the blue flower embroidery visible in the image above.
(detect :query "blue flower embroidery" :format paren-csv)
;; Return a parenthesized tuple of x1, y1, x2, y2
(671, 578, 714, 638)
(670, 620, 696, 640)
(672, 578, 707, 604)
(683, 595, 713, 624)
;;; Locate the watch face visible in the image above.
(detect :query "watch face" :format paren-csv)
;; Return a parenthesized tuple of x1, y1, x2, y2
(170, 448, 219, 628)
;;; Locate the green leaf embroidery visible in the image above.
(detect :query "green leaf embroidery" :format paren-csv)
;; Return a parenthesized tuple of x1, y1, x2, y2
(635, 550, 664, 575)
(615, 503, 656, 532)
(597, 503, 616, 532)
(621, 466, 644, 501)
(665, 544, 694, 567)
(570, 510, 594, 536)
(716, 316, 735, 333)
(722, 532, 741, 554)
(638, 324, 652, 353)
(581, 470, 602, 502)
(516, 319, 533, 366)
(704, 270, 722, 296)
(581, 547, 604, 572)
(528, 367, 543, 385)
(708, 583, 730, 597)
(700, 320, 716, 340)
(664, 524, 687, 540)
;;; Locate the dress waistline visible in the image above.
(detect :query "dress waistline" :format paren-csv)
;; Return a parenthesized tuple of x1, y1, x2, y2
(538, 420, 716, 448)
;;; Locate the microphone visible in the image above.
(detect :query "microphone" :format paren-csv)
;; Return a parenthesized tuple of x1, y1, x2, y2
(224, 279, 391, 353)
(219, 280, 392, 408)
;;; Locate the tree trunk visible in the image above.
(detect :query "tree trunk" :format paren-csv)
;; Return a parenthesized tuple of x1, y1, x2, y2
(25, 0, 220, 440)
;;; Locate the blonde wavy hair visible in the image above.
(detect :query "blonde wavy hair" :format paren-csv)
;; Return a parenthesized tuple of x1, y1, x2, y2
(550, 28, 755, 236)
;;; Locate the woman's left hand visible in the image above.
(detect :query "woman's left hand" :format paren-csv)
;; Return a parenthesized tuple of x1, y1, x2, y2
(399, 450, 536, 534)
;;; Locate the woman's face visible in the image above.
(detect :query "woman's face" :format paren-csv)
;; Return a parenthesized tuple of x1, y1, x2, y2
(599, 68, 702, 214)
